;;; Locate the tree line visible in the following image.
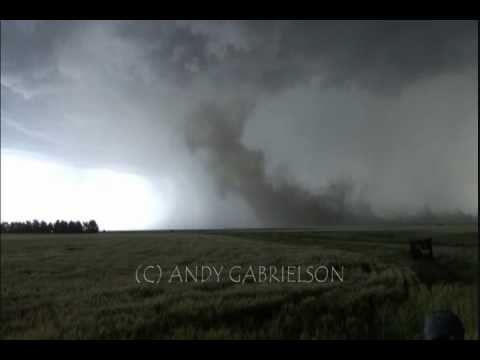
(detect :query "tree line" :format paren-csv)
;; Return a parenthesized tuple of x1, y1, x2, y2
(1, 220, 99, 233)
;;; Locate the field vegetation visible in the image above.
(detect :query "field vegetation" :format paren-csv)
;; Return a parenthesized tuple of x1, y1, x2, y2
(1, 224, 477, 339)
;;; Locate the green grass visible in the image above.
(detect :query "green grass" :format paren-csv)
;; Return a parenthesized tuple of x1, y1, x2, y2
(1, 224, 478, 339)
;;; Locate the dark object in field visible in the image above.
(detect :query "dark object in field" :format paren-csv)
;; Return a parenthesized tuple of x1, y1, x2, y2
(409, 238, 433, 259)
(423, 310, 464, 340)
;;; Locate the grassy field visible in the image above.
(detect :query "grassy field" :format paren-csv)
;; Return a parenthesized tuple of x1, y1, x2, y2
(1, 224, 478, 339)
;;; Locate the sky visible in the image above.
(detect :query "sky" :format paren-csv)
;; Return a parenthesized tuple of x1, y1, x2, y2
(1, 20, 478, 230)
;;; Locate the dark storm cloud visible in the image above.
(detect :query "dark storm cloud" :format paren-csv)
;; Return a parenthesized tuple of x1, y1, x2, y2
(3, 20, 476, 99)
(116, 20, 477, 95)
(1, 20, 477, 228)
(265, 20, 477, 94)
(3, 20, 475, 106)
(185, 99, 378, 226)
(1, 21, 83, 95)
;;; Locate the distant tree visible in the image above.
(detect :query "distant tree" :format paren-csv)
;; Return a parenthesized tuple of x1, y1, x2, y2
(54, 220, 61, 233)
(9, 222, 18, 233)
(12, 222, 20, 232)
(1, 219, 99, 234)
(32, 220, 40, 233)
(74, 221, 83, 233)
(67, 221, 75, 233)
(86, 220, 99, 233)
(1, 222, 9, 233)
(39, 221, 48, 233)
